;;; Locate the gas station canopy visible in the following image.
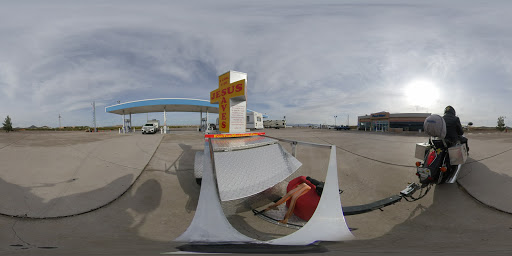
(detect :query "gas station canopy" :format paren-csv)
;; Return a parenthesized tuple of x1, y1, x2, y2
(105, 98, 267, 117)
(105, 98, 268, 118)
(105, 98, 219, 115)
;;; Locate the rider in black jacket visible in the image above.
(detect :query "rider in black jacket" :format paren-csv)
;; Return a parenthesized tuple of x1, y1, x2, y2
(443, 106, 469, 152)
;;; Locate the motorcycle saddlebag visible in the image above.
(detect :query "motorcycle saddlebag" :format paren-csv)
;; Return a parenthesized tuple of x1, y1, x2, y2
(448, 144, 468, 165)
(415, 142, 431, 160)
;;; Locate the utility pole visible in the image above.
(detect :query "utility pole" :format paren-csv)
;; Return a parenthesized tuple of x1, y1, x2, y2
(92, 101, 97, 132)
(59, 113, 62, 128)
(334, 115, 337, 126)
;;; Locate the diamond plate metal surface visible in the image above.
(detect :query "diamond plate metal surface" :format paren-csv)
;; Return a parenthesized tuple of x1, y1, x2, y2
(211, 136, 277, 152)
(214, 143, 302, 201)
(193, 150, 204, 179)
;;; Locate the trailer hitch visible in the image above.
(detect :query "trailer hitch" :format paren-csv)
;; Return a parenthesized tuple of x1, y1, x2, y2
(400, 183, 421, 197)
(400, 182, 432, 202)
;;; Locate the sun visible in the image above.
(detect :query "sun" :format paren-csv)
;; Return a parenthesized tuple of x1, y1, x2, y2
(404, 79, 440, 109)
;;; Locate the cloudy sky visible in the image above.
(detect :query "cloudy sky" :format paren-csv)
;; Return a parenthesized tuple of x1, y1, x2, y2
(1, 0, 511, 128)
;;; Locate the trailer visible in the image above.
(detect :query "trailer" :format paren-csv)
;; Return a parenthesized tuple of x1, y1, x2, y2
(247, 112, 264, 130)
(182, 133, 426, 253)
(263, 119, 286, 129)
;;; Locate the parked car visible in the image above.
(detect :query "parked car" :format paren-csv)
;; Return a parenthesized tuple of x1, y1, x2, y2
(335, 125, 351, 130)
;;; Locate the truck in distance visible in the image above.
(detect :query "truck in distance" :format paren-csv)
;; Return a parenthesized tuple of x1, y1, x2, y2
(142, 119, 160, 134)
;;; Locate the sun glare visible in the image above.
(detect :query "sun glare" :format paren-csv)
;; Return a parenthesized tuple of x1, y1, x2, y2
(404, 79, 440, 108)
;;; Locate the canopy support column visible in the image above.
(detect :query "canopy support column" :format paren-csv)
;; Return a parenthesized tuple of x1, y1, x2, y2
(164, 107, 167, 134)
(122, 111, 125, 134)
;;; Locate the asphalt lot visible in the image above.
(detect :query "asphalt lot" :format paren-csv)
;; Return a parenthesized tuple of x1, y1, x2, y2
(0, 128, 511, 255)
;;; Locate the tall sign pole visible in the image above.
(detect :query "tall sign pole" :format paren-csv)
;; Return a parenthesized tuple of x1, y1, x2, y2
(210, 71, 247, 133)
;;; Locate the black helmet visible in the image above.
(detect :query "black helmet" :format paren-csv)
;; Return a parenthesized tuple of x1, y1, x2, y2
(444, 105, 456, 115)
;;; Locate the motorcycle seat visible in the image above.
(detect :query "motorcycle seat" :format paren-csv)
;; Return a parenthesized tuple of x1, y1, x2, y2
(431, 139, 446, 148)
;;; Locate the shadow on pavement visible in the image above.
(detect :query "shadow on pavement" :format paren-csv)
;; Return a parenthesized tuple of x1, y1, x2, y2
(334, 161, 512, 254)
(170, 143, 200, 213)
(0, 175, 175, 255)
(457, 158, 512, 213)
(0, 174, 134, 218)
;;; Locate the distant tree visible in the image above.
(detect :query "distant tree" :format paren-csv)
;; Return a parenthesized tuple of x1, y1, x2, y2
(465, 122, 474, 131)
(2, 115, 13, 132)
(497, 116, 506, 131)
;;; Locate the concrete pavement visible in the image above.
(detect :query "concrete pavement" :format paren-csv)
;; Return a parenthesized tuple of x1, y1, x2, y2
(0, 131, 162, 218)
(0, 129, 511, 255)
(457, 133, 512, 213)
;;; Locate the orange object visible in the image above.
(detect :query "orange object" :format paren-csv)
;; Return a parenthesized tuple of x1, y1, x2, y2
(440, 166, 447, 172)
(415, 162, 421, 167)
(262, 182, 311, 224)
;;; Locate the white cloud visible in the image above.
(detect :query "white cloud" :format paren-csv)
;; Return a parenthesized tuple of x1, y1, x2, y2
(0, 1, 512, 127)
(0, 64, 19, 99)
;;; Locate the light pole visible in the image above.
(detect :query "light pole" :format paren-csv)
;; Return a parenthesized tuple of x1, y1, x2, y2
(334, 115, 337, 126)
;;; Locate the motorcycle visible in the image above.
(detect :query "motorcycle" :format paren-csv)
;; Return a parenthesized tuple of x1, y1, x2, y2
(414, 114, 468, 186)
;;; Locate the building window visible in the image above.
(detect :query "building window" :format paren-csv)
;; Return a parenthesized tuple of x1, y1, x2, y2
(359, 122, 371, 130)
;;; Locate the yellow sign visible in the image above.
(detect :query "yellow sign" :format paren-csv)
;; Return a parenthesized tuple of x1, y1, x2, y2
(210, 71, 247, 133)
(218, 72, 230, 88)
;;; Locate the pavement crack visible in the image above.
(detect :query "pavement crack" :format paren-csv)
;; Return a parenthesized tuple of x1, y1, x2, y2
(11, 220, 32, 248)
(0, 135, 31, 151)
